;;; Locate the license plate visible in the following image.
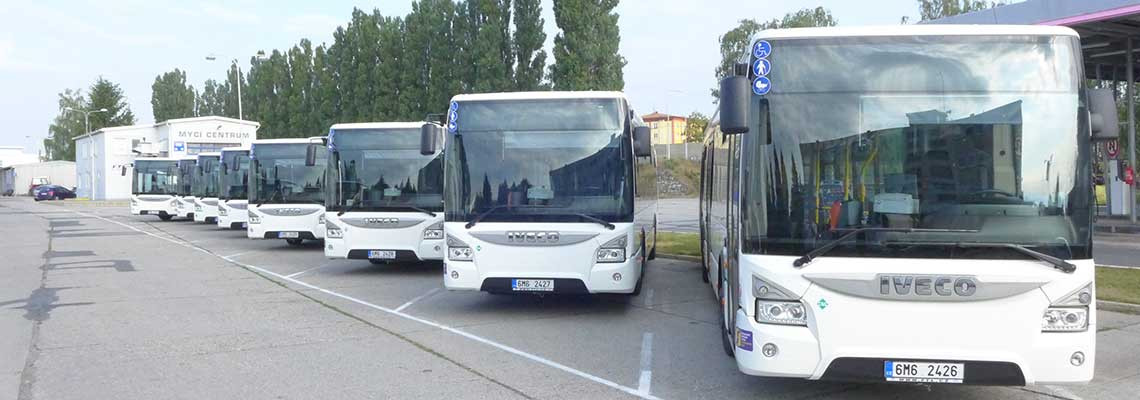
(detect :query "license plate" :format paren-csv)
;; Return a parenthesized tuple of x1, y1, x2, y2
(512, 279, 554, 292)
(278, 232, 300, 239)
(368, 250, 396, 260)
(885, 361, 964, 383)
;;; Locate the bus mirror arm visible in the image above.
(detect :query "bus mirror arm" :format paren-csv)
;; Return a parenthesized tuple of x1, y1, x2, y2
(719, 63, 751, 135)
(633, 126, 652, 157)
(1089, 88, 1119, 141)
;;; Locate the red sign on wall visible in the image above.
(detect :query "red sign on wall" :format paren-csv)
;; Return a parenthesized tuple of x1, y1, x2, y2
(1107, 140, 1120, 159)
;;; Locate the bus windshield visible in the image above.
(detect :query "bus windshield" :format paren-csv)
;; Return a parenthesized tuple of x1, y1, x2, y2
(250, 143, 327, 205)
(445, 98, 633, 223)
(328, 128, 443, 212)
(133, 160, 178, 195)
(220, 151, 250, 200)
(177, 160, 196, 196)
(742, 35, 1091, 260)
(192, 156, 220, 198)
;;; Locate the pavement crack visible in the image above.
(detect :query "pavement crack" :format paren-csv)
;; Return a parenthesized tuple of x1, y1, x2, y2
(17, 214, 56, 400)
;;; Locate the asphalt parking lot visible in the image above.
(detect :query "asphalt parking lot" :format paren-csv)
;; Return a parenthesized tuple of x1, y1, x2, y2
(3, 197, 1139, 400)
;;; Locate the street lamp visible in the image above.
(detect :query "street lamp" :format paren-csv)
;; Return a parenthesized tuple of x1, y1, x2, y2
(205, 51, 267, 121)
(64, 107, 109, 199)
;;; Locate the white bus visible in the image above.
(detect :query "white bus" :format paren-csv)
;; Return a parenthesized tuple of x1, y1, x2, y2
(247, 138, 328, 246)
(174, 157, 197, 220)
(130, 157, 179, 221)
(701, 25, 1118, 385)
(323, 122, 445, 264)
(422, 91, 657, 295)
(192, 152, 222, 223)
(217, 146, 251, 229)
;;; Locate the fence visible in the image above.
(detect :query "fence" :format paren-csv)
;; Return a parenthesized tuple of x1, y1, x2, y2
(653, 143, 702, 161)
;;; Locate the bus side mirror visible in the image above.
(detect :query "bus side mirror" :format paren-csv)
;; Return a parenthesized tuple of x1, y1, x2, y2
(1089, 88, 1120, 140)
(633, 126, 652, 157)
(121, 166, 127, 176)
(421, 123, 442, 155)
(719, 63, 751, 135)
(305, 144, 318, 166)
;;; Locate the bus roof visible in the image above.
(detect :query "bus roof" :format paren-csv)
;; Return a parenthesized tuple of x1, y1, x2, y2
(134, 157, 180, 162)
(220, 145, 250, 153)
(452, 91, 629, 103)
(329, 122, 424, 131)
(196, 152, 221, 158)
(753, 24, 1079, 41)
(251, 138, 321, 145)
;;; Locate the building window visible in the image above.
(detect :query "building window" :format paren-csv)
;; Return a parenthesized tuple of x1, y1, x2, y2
(185, 142, 240, 155)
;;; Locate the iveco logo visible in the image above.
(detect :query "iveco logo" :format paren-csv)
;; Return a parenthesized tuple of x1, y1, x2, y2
(278, 208, 305, 215)
(879, 275, 977, 297)
(365, 218, 399, 224)
(506, 231, 560, 243)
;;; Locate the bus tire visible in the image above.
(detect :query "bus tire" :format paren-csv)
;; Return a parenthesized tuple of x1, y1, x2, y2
(647, 223, 657, 260)
(720, 265, 735, 358)
(159, 214, 173, 221)
(699, 232, 709, 283)
(285, 238, 304, 246)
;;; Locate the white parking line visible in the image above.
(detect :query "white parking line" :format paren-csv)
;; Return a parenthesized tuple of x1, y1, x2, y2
(286, 264, 328, 279)
(644, 289, 655, 308)
(638, 332, 654, 396)
(224, 251, 252, 259)
(396, 288, 442, 312)
(1044, 385, 1084, 400)
(79, 211, 664, 400)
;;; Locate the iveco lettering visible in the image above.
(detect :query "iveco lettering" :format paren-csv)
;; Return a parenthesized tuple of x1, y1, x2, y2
(192, 152, 222, 223)
(700, 25, 1114, 385)
(247, 138, 328, 246)
(216, 146, 251, 229)
(129, 157, 179, 221)
(323, 122, 445, 264)
(425, 91, 658, 295)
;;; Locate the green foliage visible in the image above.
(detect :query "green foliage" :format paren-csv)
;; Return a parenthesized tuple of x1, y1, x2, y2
(682, 111, 709, 143)
(917, 0, 993, 21)
(44, 89, 87, 161)
(196, 79, 226, 117)
(87, 77, 136, 131)
(712, 7, 837, 100)
(550, 0, 626, 91)
(151, 69, 197, 122)
(512, 0, 547, 90)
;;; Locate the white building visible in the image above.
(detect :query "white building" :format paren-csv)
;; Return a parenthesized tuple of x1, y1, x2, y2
(1, 161, 76, 196)
(0, 146, 39, 167)
(73, 116, 259, 200)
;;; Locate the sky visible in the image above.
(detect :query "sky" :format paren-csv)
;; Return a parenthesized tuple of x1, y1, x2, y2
(0, 0, 921, 156)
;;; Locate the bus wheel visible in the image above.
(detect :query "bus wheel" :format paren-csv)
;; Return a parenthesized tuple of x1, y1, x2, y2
(720, 267, 735, 358)
(285, 238, 304, 246)
(159, 214, 173, 221)
(699, 234, 709, 283)
(630, 239, 646, 296)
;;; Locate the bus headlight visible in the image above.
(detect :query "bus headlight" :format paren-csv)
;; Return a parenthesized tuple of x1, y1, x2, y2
(318, 214, 326, 225)
(596, 235, 627, 263)
(447, 235, 473, 261)
(218, 206, 227, 216)
(423, 221, 443, 240)
(195, 204, 203, 212)
(170, 200, 179, 207)
(248, 213, 261, 224)
(756, 300, 807, 326)
(326, 220, 343, 238)
(1042, 307, 1088, 332)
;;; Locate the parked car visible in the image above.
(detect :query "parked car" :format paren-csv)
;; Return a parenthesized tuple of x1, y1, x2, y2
(34, 185, 76, 201)
(28, 176, 50, 196)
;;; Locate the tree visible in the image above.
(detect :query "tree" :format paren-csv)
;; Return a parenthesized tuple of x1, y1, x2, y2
(512, 0, 547, 90)
(151, 69, 197, 122)
(917, 0, 992, 21)
(682, 112, 709, 143)
(469, 0, 514, 93)
(196, 79, 226, 116)
(86, 77, 136, 131)
(44, 89, 87, 161)
(550, 0, 626, 91)
(711, 7, 837, 100)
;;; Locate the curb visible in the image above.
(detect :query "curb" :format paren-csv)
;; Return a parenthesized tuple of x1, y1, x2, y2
(1098, 300, 1140, 315)
(657, 253, 700, 263)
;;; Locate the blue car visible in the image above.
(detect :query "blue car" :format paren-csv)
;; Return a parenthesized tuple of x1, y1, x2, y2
(34, 185, 76, 201)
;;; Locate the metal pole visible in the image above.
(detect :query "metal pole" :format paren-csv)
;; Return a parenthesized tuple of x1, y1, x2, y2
(85, 112, 93, 199)
(235, 61, 243, 120)
(1129, 37, 1136, 223)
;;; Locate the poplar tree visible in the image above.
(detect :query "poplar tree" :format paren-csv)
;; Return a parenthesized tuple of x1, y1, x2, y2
(512, 0, 547, 90)
(151, 69, 197, 122)
(549, 0, 626, 91)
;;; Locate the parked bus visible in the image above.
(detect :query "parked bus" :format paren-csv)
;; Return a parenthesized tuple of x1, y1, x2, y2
(192, 152, 221, 223)
(323, 122, 445, 264)
(701, 25, 1117, 385)
(422, 91, 657, 295)
(217, 146, 251, 229)
(247, 138, 328, 246)
(175, 157, 197, 220)
(130, 157, 179, 221)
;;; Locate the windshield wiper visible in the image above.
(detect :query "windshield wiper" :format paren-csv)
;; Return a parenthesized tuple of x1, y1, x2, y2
(883, 241, 1076, 273)
(466, 204, 510, 229)
(574, 213, 615, 230)
(793, 227, 978, 268)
